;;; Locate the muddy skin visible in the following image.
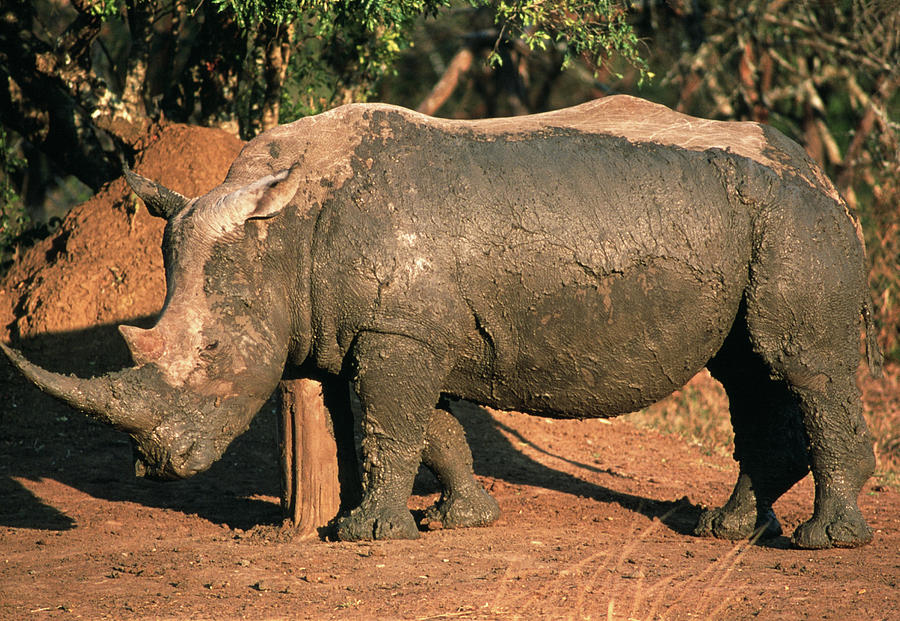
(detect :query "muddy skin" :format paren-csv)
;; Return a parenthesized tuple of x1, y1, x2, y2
(3, 96, 879, 549)
(316, 104, 876, 549)
(421, 402, 500, 531)
(335, 397, 501, 542)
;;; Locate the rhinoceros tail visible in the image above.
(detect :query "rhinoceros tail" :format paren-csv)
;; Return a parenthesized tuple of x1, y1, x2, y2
(863, 298, 883, 379)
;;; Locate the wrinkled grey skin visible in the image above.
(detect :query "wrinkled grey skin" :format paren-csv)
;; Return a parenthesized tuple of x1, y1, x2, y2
(3, 95, 881, 549)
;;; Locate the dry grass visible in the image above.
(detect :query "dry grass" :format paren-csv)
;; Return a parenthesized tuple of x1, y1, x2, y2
(859, 363, 900, 486)
(628, 370, 733, 459)
(468, 509, 763, 620)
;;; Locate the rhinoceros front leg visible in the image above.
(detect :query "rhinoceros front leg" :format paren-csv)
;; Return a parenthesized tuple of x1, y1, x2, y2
(335, 332, 449, 541)
(421, 403, 500, 530)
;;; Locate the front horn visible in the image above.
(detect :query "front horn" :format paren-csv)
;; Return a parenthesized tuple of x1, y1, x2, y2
(2, 342, 164, 435)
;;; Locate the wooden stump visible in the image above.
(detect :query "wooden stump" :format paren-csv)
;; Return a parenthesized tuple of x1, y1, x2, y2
(277, 377, 361, 539)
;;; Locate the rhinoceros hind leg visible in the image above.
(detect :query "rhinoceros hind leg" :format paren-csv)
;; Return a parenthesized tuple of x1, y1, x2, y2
(743, 216, 875, 549)
(421, 404, 500, 530)
(791, 500, 873, 549)
(699, 314, 810, 541)
(784, 368, 874, 549)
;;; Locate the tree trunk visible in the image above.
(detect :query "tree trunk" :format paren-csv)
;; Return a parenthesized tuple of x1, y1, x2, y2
(278, 378, 361, 538)
(261, 23, 294, 132)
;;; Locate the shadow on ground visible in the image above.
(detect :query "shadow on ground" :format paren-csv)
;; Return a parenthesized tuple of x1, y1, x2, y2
(2, 321, 724, 542)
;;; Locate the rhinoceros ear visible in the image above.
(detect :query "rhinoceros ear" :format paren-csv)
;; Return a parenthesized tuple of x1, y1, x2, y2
(197, 164, 304, 237)
(244, 164, 305, 221)
(123, 165, 190, 220)
(119, 325, 165, 366)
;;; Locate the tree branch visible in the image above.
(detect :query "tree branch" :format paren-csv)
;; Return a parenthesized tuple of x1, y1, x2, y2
(417, 46, 476, 116)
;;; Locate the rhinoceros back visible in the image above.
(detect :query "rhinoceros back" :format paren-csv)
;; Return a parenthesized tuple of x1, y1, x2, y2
(310, 109, 769, 417)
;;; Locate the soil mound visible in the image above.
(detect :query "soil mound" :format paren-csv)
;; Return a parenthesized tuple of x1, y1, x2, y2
(0, 124, 242, 370)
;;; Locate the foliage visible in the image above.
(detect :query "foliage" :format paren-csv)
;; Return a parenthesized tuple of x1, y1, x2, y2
(480, 0, 648, 81)
(83, 0, 120, 18)
(207, 1, 454, 128)
(198, 0, 649, 126)
(1, 0, 647, 195)
(0, 127, 28, 270)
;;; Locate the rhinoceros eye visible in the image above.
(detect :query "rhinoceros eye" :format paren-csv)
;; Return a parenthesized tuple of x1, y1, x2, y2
(204, 341, 219, 351)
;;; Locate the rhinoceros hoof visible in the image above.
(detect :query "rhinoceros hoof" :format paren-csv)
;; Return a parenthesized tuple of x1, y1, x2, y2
(694, 506, 782, 541)
(335, 505, 420, 541)
(424, 489, 501, 530)
(791, 507, 873, 549)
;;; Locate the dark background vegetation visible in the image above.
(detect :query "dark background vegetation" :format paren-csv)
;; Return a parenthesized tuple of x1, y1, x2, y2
(0, 1, 897, 356)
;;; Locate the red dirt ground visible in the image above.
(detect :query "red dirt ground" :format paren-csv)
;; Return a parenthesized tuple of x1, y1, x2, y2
(1, 124, 898, 620)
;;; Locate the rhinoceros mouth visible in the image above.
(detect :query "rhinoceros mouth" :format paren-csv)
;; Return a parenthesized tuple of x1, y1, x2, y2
(128, 413, 225, 480)
(130, 424, 221, 480)
(133, 448, 211, 480)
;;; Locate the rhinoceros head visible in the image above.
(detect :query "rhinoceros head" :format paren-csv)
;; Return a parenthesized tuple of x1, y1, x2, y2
(2, 165, 308, 479)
